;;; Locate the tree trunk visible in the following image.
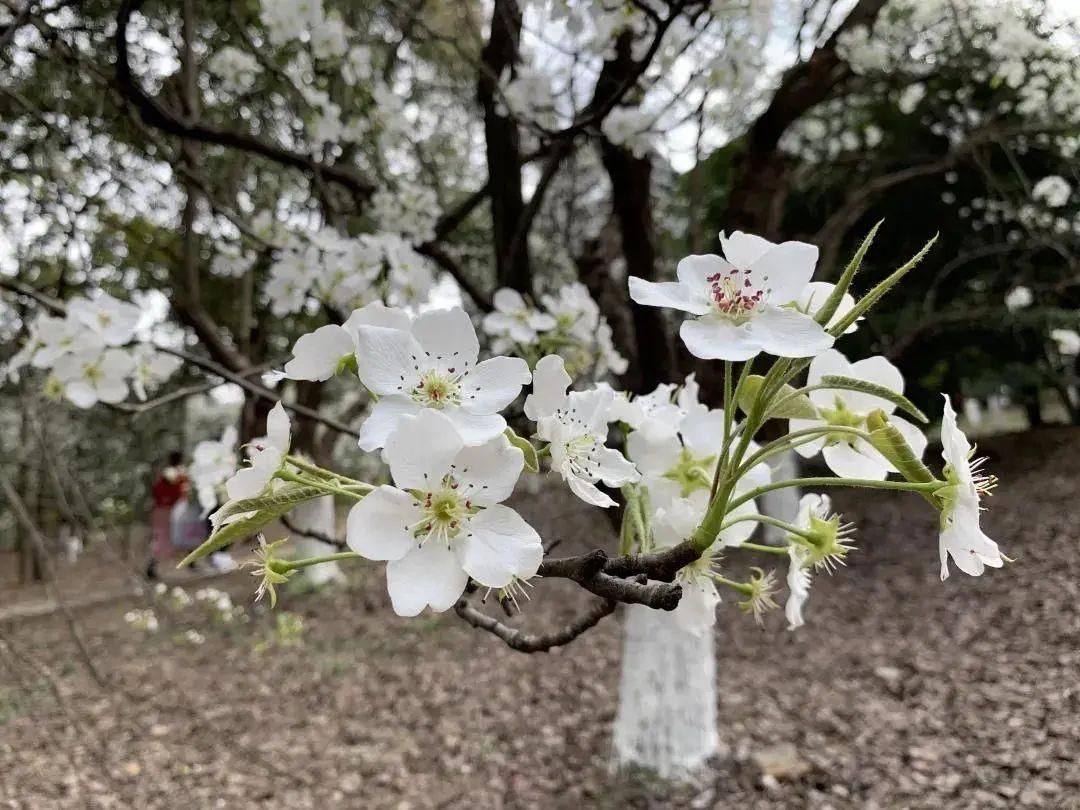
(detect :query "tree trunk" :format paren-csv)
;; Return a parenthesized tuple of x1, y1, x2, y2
(613, 605, 720, 779)
(477, 0, 531, 293)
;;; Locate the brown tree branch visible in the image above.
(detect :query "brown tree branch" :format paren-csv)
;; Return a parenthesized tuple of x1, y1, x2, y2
(455, 596, 617, 653)
(114, 0, 374, 201)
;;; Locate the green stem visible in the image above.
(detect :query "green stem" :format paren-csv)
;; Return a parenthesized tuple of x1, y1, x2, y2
(285, 455, 370, 489)
(739, 541, 791, 556)
(276, 469, 368, 500)
(721, 513, 815, 542)
(728, 476, 941, 512)
(278, 551, 361, 573)
(735, 426, 872, 480)
(713, 574, 753, 596)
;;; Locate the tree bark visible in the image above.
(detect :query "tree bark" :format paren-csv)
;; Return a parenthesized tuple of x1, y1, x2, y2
(477, 0, 531, 293)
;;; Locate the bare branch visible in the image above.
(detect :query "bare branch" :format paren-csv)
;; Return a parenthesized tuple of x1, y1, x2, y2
(114, 0, 374, 201)
(455, 596, 617, 652)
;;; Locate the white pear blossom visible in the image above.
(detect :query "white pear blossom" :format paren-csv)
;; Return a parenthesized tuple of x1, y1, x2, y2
(785, 542, 813, 631)
(629, 232, 834, 361)
(32, 314, 103, 368)
(937, 396, 1005, 579)
(783, 493, 836, 630)
(790, 350, 928, 480)
(652, 497, 722, 637)
(1032, 175, 1071, 208)
(354, 307, 531, 450)
(68, 293, 141, 346)
(191, 426, 239, 511)
(130, 345, 182, 400)
(346, 410, 542, 617)
(207, 47, 261, 94)
(627, 403, 769, 527)
(224, 403, 290, 501)
(52, 346, 134, 408)
(481, 288, 557, 350)
(1051, 328, 1080, 356)
(1005, 286, 1033, 312)
(524, 355, 639, 507)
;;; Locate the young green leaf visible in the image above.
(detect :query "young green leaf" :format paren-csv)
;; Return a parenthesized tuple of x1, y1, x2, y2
(178, 484, 325, 567)
(832, 235, 938, 334)
(816, 220, 882, 329)
(816, 375, 929, 423)
(738, 375, 818, 420)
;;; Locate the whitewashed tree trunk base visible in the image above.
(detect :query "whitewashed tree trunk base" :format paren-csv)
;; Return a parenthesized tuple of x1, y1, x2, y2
(289, 495, 346, 587)
(612, 604, 721, 780)
(760, 449, 801, 545)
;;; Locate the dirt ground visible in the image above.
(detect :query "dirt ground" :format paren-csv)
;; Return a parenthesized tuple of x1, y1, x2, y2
(1, 427, 1078, 809)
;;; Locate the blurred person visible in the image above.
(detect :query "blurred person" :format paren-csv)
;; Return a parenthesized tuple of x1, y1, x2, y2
(148, 450, 188, 580)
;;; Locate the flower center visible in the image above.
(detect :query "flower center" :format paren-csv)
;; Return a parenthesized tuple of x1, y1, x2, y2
(820, 399, 866, 444)
(411, 369, 461, 409)
(707, 268, 768, 323)
(662, 447, 716, 497)
(560, 434, 602, 480)
(411, 484, 472, 547)
(83, 361, 104, 385)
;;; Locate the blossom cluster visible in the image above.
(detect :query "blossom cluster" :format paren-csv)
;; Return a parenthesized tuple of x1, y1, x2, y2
(262, 227, 435, 316)
(4, 292, 180, 408)
(198, 229, 1008, 636)
(481, 283, 627, 379)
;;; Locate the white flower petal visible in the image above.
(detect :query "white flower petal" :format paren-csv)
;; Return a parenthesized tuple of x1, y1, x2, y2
(679, 409, 725, 459)
(492, 288, 526, 314)
(386, 541, 469, 616)
(626, 430, 682, 475)
(749, 307, 834, 358)
(749, 240, 819, 304)
(357, 397, 422, 452)
(346, 486, 420, 561)
(453, 435, 523, 506)
(565, 473, 617, 507)
(344, 302, 411, 334)
(458, 504, 542, 588)
(679, 317, 760, 361)
(843, 355, 905, 413)
(594, 446, 640, 486)
(460, 356, 531, 413)
(441, 408, 507, 447)
(523, 354, 571, 421)
(355, 325, 422, 395)
(822, 442, 890, 480)
(384, 410, 464, 489)
(284, 325, 355, 381)
(410, 307, 479, 368)
(265, 402, 291, 451)
(719, 231, 775, 268)
(628, 277, 709, 315)
(677, 253, 733, 289)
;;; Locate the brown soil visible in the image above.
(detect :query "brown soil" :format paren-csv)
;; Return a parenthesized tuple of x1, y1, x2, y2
(1, 428, 1078, 809)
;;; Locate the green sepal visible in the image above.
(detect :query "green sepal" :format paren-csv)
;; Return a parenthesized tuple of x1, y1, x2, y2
(504, 427, 539, 473)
